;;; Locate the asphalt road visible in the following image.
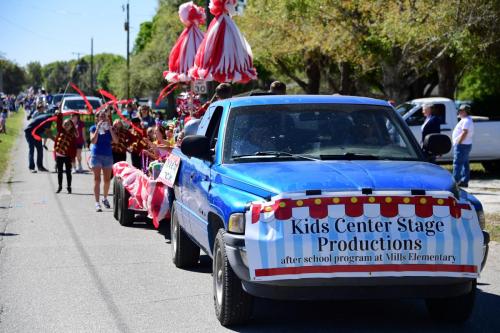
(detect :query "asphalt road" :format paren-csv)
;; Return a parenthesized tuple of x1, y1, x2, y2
(1, 136, 499, 333)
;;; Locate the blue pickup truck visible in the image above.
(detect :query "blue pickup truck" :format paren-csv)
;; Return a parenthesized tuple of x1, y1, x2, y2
(168, 95, 489, 326)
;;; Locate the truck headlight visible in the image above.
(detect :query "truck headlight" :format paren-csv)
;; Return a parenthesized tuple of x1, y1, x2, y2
(228, 213, 245, 234)
(477, 210, 486, 230)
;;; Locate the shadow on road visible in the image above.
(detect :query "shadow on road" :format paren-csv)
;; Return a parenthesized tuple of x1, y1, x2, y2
(0, 232, 18, 236)
(2, 180, 23, 184)
(124, 221, 154, 229)
(157, 220, 171, 241)
(180, 255, 213, 274)
(468, 192, 498, 196)
(228, 289, 500, 332)
(469, 170, 499, 180)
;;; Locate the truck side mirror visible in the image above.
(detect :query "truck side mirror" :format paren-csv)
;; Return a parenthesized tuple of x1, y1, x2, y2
(181, 135, 211, 160)
(423, 133, 451, 156)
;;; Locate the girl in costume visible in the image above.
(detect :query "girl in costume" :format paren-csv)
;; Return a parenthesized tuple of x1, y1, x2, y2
(128, 117, 148, 169)
(149, 121, 173, 160)
(111, 120, 130, 164)
(53, 110, 78, 194)
(71, 113, 86, 173)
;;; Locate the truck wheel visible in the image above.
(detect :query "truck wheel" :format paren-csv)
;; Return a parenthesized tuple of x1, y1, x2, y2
(118, 182, 134, 226)
(213, 229, 253, 326)
(482, 161, 500, 175)
(113, 177, 120, 220)
(170, 204, 200, 268)
(425, 280, 476, 323)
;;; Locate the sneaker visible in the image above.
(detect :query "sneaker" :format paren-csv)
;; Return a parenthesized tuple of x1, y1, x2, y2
(56, 186, 62, 193)
(38, 167, 49, 172)
(67, 187, 72, 194)
(102, 198, 111, 209)
(95, 203, 102, 212)
(73, 169, 79, 174)
(30, 169, 37, 173)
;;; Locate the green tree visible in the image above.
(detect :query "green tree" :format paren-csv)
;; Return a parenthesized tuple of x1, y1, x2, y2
(123, 2, 185, 98)
(0, 59, 26, 94)
(241, 0, 500, 102)
(42, 61, 72, 93)
(97, 55, 126, 92)
(25, 61, 43, 90)
(133, 21, 153, 55)
(458, 62, 500, 100)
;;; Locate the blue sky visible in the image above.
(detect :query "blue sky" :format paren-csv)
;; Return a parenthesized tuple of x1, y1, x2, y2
(0, 0, 158, 66)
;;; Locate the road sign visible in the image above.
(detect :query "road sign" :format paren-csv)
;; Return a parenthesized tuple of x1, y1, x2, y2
(192, 80, 208, 95)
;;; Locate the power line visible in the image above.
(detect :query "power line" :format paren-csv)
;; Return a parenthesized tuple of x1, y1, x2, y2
(0, 14, 79, 47)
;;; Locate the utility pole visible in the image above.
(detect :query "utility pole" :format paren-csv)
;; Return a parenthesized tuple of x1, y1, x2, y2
(90, 37, 94, 94)
(71, 52, 84, 89)
(124, 1, 130, 100)
(72, 52, 83, 61)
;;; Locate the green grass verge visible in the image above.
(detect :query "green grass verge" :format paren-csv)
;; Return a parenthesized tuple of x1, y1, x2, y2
(0, 108, 25, 180)
(442, 163, 495, 179)
(486, 213, 500, 242)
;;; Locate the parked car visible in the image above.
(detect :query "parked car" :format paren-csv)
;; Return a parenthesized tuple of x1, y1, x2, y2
(168, 95, 489, 326)
(397, 97, 500, 172)
(47, 93, 78, 113)
(60, 96, 103, 130)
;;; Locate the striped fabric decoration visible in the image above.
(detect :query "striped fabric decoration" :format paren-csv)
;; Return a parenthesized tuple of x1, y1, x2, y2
(164, 2, 206, 83)
(189, 0, 257, 83)
(112, 162, 171, 229)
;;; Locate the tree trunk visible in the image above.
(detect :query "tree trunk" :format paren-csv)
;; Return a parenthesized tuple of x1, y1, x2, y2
(339, 62, 356, 95)
(408, 71, 438, 99)
(381, 61, 410, 104)
(305, 53, 320, 94)
(437, 55, 457, 99)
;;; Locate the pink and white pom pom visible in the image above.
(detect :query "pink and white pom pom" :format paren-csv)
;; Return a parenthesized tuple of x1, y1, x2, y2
(189, 0, 257, 83)
(163, 2, 206, 83)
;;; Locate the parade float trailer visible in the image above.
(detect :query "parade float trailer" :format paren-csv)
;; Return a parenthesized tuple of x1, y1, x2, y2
(168, 95, 489, 326)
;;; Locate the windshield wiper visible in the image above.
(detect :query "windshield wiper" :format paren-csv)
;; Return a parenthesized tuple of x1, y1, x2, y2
(319, 152, 380, 160)
(232, 151, 319, 161)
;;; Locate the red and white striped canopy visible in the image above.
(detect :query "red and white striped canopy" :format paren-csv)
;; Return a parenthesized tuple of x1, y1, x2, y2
(163, 2, 206, 83)
(189, 0, 257, 83)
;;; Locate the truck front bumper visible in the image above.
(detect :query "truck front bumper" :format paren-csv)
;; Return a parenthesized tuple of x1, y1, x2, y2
(223, 232, 489, 301)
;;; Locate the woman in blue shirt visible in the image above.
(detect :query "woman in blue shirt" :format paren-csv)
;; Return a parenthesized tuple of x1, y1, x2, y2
(89, 111, 117, 212)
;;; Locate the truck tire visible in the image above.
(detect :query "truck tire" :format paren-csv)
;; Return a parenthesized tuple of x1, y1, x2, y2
(170, 204, 200, 268)
(482, 161, 500, 175)
(118, 181, 134, 226)
(113, 177, 120, 220)
(213, 229, 253, 326)
(425, 280, 476, 323)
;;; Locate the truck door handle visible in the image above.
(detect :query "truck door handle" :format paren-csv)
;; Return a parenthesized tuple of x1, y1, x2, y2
(441, 128, 451, 132)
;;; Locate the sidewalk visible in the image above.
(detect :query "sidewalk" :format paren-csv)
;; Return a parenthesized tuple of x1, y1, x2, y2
(468, 179, 500, 214)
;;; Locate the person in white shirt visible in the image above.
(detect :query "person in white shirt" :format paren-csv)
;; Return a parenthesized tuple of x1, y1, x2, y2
(452, 104, 474, 187)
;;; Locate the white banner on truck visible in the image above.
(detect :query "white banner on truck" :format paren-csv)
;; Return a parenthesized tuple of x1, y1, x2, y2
(245, 191, 483, 281)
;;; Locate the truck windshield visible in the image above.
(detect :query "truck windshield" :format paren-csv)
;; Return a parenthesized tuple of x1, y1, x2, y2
(223, 103, 421, 163)
(396, 102, 416, 117)
(52, 94, 77, 105)
(63, 99, 101, 110)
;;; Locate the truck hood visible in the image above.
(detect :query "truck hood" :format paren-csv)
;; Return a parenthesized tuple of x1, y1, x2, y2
(215, 161, 455, 199)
